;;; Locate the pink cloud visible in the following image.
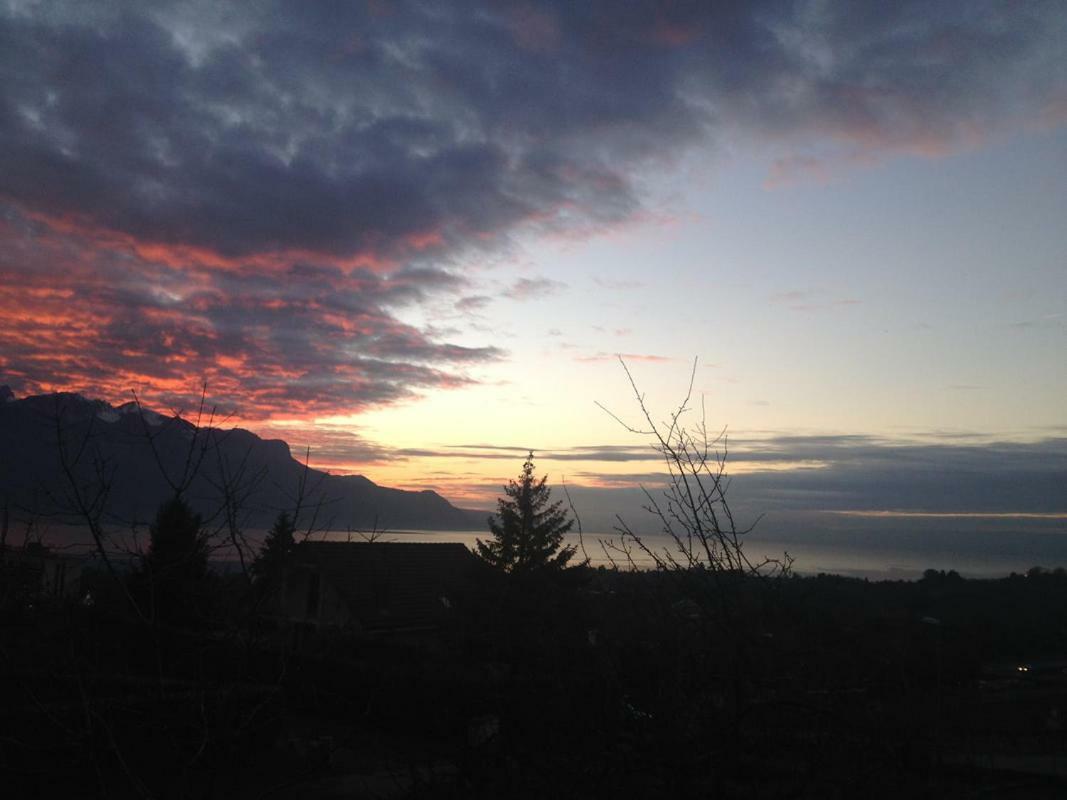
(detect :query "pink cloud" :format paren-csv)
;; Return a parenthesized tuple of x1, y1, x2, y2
(0, 213, 499, 422)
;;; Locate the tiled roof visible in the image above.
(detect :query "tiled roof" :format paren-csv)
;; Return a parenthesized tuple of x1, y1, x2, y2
(294, 541, 478, 631)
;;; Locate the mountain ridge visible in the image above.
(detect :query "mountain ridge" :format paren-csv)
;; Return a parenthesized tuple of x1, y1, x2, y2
(0, 386, 487, 532)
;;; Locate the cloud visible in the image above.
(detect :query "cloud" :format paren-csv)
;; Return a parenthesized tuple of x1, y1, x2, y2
(4, 1, 1062, 261)
(503, 276, 567, 301)
(0, 211, 501, 418)
(394, 443, 656, 462)
(465, 434, 1067, 536)
(593, 277, 644, 290)
(385, 434, 1067, 515)
(770, 288, 863, 312)
(455, 295, 492, 312)
(765, 155, 833, 187)
(575, 352, 674, 363)
(0, 1, 1064, 418)
(257, 421, 397, 474)
(1008, 312, 1066, 331)
(363, 434, 1067, 542)
(712, 434, 1067, 516)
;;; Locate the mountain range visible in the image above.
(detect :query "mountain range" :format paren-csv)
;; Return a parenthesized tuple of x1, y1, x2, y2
(0, 387, 485, 533)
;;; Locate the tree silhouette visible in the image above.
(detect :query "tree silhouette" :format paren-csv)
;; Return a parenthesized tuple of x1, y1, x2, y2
(146, 494, 208, 583)
(476, 452, 577, 573)
(143, 494, 209, 622)
(253, 510, 295, 584)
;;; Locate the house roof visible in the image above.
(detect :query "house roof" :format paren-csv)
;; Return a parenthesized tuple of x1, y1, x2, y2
(293, 541, 478, 631)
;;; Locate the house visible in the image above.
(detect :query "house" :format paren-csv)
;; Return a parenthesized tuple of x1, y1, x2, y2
(0, 544, 83, 602)
(278, 541, 479, 633)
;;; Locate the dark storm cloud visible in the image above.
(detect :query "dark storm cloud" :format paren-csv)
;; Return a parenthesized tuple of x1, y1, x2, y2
(1, 1, 1065, 418)
(0, 1, 640, 259)
(2, 1, 1064, 259)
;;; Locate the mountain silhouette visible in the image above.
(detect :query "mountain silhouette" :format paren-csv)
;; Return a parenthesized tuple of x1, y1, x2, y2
(0, 387, 484, 531)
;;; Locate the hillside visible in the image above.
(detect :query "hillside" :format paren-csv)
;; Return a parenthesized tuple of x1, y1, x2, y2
(0, 387, 485, 531)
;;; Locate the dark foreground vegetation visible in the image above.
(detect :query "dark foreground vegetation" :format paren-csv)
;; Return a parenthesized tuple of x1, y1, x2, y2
(4, 376, 1064, 797)
(4, 559, 1067, 798)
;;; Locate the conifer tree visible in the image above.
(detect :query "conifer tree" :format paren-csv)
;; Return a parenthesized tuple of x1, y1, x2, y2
(146, 494, 208, 583)
(253, 510, 295, 583)
(142, 495, 209, 622)
(476, 453, 577, 572)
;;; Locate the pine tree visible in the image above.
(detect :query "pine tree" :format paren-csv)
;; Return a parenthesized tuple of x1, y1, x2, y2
(476, 452, 577, 573)
(142, 495, 209, 622)
(145, 495, 208, 583)
(253, 510, 295, 582)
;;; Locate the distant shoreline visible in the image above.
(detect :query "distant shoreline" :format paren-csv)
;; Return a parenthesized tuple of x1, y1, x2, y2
(17, 525, 1067, 583)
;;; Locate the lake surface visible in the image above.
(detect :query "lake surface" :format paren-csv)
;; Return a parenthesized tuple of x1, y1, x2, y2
(21, 524, 1067, 581)
(299, 527, 1067, 580)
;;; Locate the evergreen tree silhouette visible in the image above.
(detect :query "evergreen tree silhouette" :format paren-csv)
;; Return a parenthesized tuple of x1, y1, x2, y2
(476, 452, 577, 572)
(253, 510, 295, 583)
(146, 495, 207, 583)
(143, 494, 208, 621)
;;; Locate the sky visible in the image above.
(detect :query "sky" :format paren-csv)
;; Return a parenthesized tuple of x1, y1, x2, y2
(1, 1, 1065, 539)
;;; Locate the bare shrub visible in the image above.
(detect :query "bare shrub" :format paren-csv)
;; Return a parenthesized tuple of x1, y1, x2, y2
(598, 357, 791, 579)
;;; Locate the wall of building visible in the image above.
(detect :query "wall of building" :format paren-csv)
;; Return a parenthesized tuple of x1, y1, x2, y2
(279, 567, 353, 629)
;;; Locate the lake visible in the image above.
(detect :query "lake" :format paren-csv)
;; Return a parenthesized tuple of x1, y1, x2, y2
(19, 524, 1067, 581)
(291, 527, 1067, 580)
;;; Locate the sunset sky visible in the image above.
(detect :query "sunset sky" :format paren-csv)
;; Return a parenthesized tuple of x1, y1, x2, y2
(1, 1, 1065, 532)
